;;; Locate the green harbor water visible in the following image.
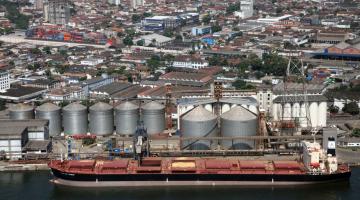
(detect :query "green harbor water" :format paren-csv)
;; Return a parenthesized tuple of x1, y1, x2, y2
(0, 168, 359, 200)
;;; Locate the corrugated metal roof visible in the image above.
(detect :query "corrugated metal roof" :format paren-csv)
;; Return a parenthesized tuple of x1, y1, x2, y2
(273, 95, 328, 103)
(182, 106, 216, 121)
(221, 106, 257, 121)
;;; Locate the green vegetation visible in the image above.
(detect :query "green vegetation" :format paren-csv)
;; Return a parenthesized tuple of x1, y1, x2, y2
(329, 105, 339, 114)
(43, 46, 51, 55)
(352, 128, 360, 137)
(342, 102, 360, 115)
(123, 36, 134, 46)
(0, 99, 6, 111)
(211, 24, 222, 33)
(163, 29, 174, 37)
(82, 138, 96, 146)
(147, 55, 162, 73)
(232, 79, 256, 90)
(202, 14, 211, 24)
(136, 39, 144, 46)
(0, 0, 30, 29)
(226, 2, 241, 14)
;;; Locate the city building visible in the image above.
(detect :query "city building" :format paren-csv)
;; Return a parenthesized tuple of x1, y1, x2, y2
(35, 0, 44, 10)
(108, 0, 121, 6)
(131, 0, 144, 9)
(142, 16, 180, 31)
(81, 74, 115, 96)
(234, 0, 254, 19)
(172, 55, 209, 69)
(191, 26, 212, 36)
(44, 0, 70, 25)
(135, 33, 174, 47)
(0, 70, 10, 92)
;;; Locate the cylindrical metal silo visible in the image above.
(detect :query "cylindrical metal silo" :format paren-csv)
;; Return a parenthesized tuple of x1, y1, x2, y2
(318, 102, 327, 127)
(292, 102, 300, 119)
(283, 103, 292, 120)
(221, 106, 257, 150)
(9, 104, 34, 120)
(115, 101, 139, 135)
(142, 101, 165, 135)
(273, 103, 279, 121)
(249, 105, 258, 114)
(181, 106, 217, 150)
(204, 104, 212, 112)
(89, 102, 114, 136)
(36, 103, 61, 136)
(222, 104, 231, 114)
(62, 103, 88, 135)
(309, 102, 318, 128)
(300, 103, 307, 128)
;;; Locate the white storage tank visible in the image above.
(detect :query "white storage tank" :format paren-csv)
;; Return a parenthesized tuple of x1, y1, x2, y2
(318, 102, 327, 127)
(309, 102, 318, 128)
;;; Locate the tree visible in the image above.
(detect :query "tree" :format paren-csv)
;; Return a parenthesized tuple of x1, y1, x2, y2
(232, 79, 255, 90)
(342, 102, 360, 115)
(0, 99, 6, 111)
(132, 14, 141, 23)
(59, 49, 67, 56)
(211, 24, 222, 33)
(136, 39, 144, 46)
(351, 128, 360, 137)
(123, 36, 134, 46)
(30, 48, 42, 54)
(329, 105, 339, 114)
(175, 34, 183, 41)
(262, 53, 288, 76)
(163, 29, 173, 37)
(202, 15, 211, 24)
(43, 46, 51, 55)
(226, 2, 241, 14)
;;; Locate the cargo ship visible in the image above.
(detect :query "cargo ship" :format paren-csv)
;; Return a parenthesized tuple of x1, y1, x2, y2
(49, 137, 351, 187)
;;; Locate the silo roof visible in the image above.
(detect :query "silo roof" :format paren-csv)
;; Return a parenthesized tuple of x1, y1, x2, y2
(221, 106, 257, 121)
(182, 106, 217, 121)
(142, 101, 164, 110)
(90, 102, 113, 111)
(36, 103, 60, 112)
(115, 101, 138, 111)
(9, 103, 33, 112)
(63, 102, 87, 111)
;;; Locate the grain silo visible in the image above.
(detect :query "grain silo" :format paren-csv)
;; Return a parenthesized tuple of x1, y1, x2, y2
(62, 103, 88, 135)
(142, 101, 165, 135)
(115, 101, 139, 136)
(36, 103, 61, 136)
(9, 103, 34, 120)
(220, 106, 257, 150)
(181, 106, 218, 150)
(89, 102, 114, 136)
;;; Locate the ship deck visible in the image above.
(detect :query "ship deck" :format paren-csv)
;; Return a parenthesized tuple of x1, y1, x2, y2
(49, 157, 313, 175)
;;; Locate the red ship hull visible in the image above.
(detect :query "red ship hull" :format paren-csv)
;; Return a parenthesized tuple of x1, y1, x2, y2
(48, 157, 351, 187)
